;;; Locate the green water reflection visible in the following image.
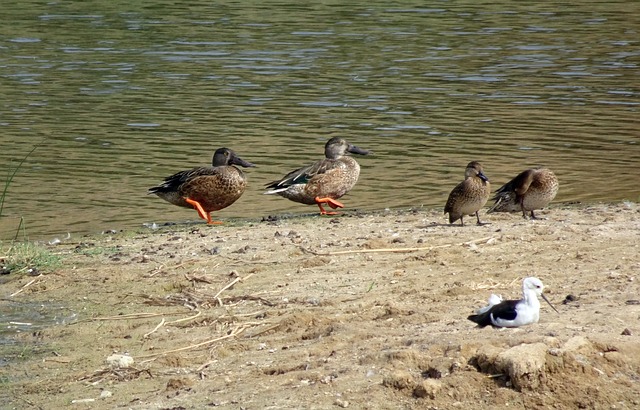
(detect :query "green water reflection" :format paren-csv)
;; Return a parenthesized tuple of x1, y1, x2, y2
(1, 1, 638, 239)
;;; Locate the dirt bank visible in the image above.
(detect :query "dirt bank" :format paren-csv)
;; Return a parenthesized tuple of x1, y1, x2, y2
(2, 202, 639, 409)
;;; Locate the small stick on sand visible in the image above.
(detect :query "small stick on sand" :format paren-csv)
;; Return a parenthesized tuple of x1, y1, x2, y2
(10, 278, 39, 297)
(212, 273, 255, 300)
(244, 323, 282, 338)
(143, 318, 166, 339)
(76, 311, 188, 323)
(148, 258, 207, 277)
(197, 358, 220, 372)
(136, 323, 251, 358)
(165, 310, 202, 325)
(301, 236, 495, 256)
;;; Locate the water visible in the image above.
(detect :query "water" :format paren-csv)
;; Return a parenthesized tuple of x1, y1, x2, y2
(0, 299, 77, 349)
(1, 1, 639, 241)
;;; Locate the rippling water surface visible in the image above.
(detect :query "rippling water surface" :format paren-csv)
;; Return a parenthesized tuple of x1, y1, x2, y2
(1, 1, 638, 240)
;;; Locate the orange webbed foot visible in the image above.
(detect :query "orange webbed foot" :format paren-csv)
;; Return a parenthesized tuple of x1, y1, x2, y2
(318, 206, 339, 215)
(315, 197, 344, 215)
(185, 198, 222, 224)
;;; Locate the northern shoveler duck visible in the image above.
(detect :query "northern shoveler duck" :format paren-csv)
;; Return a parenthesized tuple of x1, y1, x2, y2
(468, 277, 559, 328)
(264, 137, 371, 215)
(149, 148, 255, 224)
(444, 161, 491, 226)
(487, 168, 558, 219)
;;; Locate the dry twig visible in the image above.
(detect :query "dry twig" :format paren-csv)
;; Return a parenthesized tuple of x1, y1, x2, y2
(213, 273, 255, 299)
(184, 273, 215, 284)
(244, 323, 282, 338)
(74, 311, 189, 323)
(166, 310, 202, 325)
(210, 272, 256, 307)
(136, 323, 251, 358)
(148, 258, 205, 277)
(143, 318, 166, 339)
(78, 367, 152, 383)
(300, 236, 495, 256)
(10, 278, 40, 297)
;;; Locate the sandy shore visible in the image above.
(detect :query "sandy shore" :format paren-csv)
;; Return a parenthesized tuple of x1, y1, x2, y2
(2, 202, 640, 409)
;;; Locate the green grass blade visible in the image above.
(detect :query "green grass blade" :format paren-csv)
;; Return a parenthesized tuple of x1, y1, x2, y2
(0, 139, 46, 218)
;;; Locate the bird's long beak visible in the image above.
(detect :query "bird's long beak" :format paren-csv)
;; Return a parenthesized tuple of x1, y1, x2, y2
(232, 156, 256, 168)
(541, 293, 559, 314)
(347, 144, 371, 156)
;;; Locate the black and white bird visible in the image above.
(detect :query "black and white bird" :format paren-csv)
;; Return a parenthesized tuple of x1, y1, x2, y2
(468, 277, 558, 328)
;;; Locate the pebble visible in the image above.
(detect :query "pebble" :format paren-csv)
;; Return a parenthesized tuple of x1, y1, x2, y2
(106, 354, 134, 369)
(334, 398, 349, 408)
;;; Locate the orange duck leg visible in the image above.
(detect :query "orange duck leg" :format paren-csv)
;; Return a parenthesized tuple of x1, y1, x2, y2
(185, 198, 222, 224)
(314, 197, 344, 215)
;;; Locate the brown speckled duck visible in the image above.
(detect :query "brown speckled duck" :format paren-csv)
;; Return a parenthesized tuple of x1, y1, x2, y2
(264, 137, 371, 215)
(444, 161, 491, 226)
(487, 168, 558, 219)
(149, 148, 255, 224)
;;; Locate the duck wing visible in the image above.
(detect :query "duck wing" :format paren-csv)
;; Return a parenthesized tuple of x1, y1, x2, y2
(266, 158, 338, 190)
(149, 167, 221, 194)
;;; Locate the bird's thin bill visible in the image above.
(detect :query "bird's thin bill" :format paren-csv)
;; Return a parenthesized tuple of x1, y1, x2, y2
(541, 293, 559, 313)
(232, 156, 256, 168)
(347, 145, 371, 155)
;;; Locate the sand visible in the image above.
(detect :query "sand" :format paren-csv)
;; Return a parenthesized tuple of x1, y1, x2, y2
(2, 202, 640, 409)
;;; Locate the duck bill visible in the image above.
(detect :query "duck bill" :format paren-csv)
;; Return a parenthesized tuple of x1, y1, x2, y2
(541, 293, 559, 314)
(478, 171, 489, 183)
(232, 156, 256, 168)
(347, 144, 372, 156)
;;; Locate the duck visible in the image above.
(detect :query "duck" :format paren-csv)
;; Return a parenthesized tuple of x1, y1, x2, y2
(264, 137, 371, 215)
(149, 148, 255, 224)
(468, 277, 559, 328)
(487, 168, 558, 219)
(444, 161, 491, 226)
